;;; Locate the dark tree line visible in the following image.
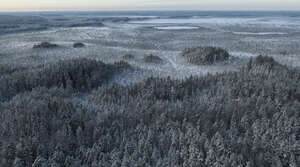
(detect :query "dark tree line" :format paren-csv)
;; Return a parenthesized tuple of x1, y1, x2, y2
(0, 58, 130, 101)
(181, 47, 230, 65)
(0, 56, 300, 166)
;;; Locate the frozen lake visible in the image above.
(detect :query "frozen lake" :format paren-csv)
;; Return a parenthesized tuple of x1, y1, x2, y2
(131, 17, 300, 29)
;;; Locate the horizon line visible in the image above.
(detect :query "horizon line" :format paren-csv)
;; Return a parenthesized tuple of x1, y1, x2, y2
(1, 9, 300, 13)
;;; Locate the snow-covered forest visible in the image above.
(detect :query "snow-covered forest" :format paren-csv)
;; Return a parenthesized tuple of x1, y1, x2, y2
(1, 55, 300, 167)
(0, 11, 300, 167)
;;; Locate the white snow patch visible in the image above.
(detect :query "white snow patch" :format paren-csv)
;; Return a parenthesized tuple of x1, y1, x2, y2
(154, 26, 199, 30)
(233, 32, 288, 35)
(230, 52, 257, 57)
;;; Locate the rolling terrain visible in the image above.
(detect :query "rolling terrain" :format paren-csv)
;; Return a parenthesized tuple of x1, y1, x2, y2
(0, 11, 300, 167)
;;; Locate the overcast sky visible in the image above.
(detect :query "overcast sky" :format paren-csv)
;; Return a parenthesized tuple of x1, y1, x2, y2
(0, 0, 299, 12)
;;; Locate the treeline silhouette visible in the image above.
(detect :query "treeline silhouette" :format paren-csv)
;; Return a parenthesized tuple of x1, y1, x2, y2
(1, 56, 300, 167)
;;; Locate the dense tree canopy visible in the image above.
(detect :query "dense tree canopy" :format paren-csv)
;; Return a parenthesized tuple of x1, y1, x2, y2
(0, 56, 300, 167)
(0, 58, 130, 101)
(181, 47, 230, 65)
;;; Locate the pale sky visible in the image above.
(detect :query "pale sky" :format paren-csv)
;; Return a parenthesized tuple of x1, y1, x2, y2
(0, 0, 299, 12)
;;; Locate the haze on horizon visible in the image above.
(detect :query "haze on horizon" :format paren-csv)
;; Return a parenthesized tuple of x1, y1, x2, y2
(0, 0, 300, 12)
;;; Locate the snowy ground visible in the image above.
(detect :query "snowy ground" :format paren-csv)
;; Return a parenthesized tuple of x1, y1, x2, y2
(1, 12, 300, 84)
